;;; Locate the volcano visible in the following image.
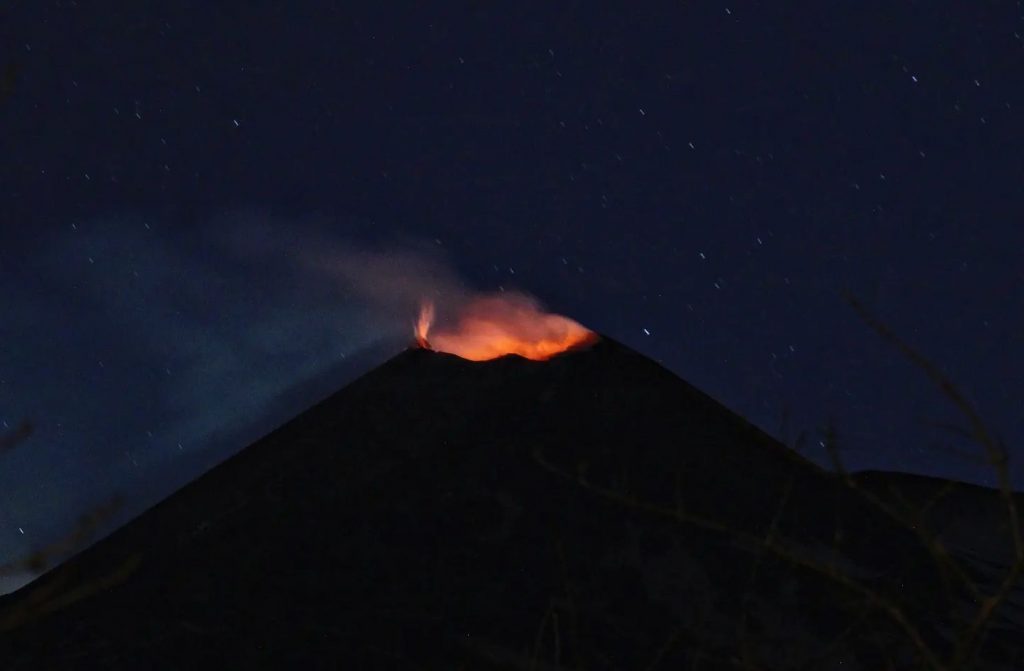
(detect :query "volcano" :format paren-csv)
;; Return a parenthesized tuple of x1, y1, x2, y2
(0, 336, 1021, 669)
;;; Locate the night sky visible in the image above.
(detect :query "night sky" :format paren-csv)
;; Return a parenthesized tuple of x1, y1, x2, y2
(1, 3, 1022, 585)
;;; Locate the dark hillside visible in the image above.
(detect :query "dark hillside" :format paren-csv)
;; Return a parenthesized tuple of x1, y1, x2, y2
(0, 337, 1019, 669)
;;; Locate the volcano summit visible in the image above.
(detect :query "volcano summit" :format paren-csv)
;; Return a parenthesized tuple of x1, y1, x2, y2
(0, 336, 1021, 669)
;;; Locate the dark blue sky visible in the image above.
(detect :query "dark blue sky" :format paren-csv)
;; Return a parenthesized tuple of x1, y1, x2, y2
(1, 2, 1022, 583)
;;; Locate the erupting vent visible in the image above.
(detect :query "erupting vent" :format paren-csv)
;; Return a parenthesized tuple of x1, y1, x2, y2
(413, 294, 597, 361)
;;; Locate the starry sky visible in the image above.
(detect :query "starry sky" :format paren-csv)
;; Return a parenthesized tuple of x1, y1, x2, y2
(1, 2, 1022, 583)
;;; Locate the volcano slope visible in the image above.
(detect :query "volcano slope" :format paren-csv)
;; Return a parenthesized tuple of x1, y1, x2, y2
(0, 336, 1021, 669)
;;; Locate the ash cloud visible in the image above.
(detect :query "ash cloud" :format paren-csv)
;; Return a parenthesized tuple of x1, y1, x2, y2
(0, 212, 474, 576)
(219, 213, 475, 335)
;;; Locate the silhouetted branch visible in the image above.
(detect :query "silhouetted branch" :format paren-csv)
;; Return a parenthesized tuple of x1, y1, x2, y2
(527, 292, 1021, 669)
(841, 290, 1023, 565)
(0, 421, 32, 453)
(531, 446, 945, 670)
(0, 496, 124, 578)
(841, 291, 1024, 669)
(823, 417, 981, 604)
(0, 417, 129, 633)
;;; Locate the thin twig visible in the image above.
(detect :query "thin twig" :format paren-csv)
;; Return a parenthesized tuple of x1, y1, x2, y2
(532, 447, 945, 671)
(843, 291, 1024, 668)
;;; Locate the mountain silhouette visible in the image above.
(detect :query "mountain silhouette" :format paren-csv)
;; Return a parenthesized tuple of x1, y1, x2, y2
(0, 336, 1021, 669)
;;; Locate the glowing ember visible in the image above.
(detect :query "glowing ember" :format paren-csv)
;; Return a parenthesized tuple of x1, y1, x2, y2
(415, 300, 434, 349)
(413, 293, 597, 361)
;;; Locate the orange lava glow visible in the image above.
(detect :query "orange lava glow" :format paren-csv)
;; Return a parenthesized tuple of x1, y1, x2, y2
(413, 294, 597, 361)
(415, 300, 434, 349)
